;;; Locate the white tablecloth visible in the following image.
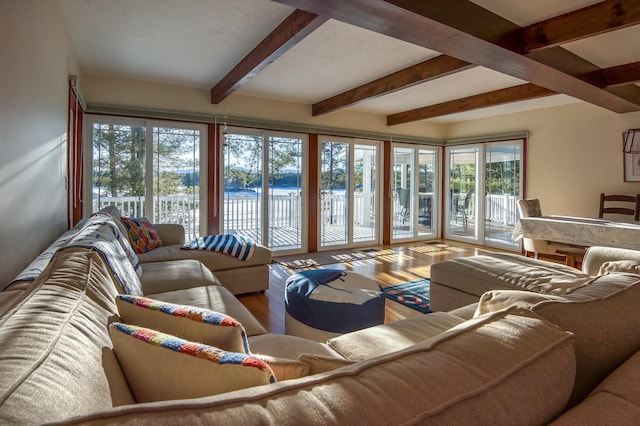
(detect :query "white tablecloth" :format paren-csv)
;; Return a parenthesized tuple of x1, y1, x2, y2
(512, 215, 640, 251)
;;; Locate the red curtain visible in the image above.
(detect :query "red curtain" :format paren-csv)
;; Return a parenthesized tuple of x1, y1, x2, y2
(67, 82, 84, 227)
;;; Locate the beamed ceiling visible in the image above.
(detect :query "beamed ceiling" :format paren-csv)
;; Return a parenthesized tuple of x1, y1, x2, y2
(60, 0, 640, 124)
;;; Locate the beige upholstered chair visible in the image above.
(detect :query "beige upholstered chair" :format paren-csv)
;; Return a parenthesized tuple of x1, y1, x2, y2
(517, 198, 585, 265)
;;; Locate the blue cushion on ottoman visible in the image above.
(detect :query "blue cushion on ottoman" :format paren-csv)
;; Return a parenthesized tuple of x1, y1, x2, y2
(285, 270, 384, 339)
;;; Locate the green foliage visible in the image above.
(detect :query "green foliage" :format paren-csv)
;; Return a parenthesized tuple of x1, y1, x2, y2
(449, 163, 475, 192)
(92, 124, 199, 198)
(93, 124, 146, 197)
(485, 160, 520, 196)
(321, 142, 347, 190)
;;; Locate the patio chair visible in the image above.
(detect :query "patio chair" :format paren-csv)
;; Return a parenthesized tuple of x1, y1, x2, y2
(395, 188, 411, 224)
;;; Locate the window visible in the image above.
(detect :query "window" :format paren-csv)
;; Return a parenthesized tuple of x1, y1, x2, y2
(221, 128, 307, 253)
(391, 144, 439, 242)
(444, 138, 524, 250)
(86, 116, 206, 241)
(318, 137, 381, 249)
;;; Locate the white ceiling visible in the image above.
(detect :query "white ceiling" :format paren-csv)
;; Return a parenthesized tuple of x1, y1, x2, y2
(59, 0, 639, 124)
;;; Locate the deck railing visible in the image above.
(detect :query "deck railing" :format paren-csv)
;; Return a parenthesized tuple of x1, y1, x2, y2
(95, 192, 520, 241)
(94, 196, 201, 241)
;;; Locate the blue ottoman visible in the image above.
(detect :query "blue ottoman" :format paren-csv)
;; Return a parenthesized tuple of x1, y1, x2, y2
(284, 269, 385, 342)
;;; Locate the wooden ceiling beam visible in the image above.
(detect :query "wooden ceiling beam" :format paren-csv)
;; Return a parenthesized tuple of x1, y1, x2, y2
(387, 84, 555, 126)
(583, 60, 640, 87)
(386, 61, 640, 124)
(312, 55, 473, 116)
(210, 10, 328, 104)
(521, 0, 640, 52)
(270, 0, 640, 114)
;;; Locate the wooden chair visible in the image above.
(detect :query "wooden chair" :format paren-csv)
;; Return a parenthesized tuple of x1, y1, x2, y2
(598, 193, 640, 221)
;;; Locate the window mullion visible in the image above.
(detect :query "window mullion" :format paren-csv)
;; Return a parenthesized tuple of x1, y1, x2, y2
(145, 124, 154, 219)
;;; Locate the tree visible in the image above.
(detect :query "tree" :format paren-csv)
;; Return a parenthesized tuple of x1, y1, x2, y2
(268, 137, 302, 189)
(93, 125, 199, 198)
(154, 127, 198, 196)
(321, 142, 347, 191)
(224, 134, 262, 190)
(93, 124, 145, 197)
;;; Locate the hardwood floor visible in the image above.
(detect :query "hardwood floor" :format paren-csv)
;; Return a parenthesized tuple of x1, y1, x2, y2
(236, 239, 512, 334)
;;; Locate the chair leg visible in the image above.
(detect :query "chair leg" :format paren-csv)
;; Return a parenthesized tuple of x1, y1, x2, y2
(564, 254, 576, 268)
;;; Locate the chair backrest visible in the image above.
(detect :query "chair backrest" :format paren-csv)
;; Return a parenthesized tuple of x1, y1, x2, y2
(517, 198, 542, 218)
(463, 189, 475, 210)
(396, 188, 411, 211)
(598, 193, 640, 221)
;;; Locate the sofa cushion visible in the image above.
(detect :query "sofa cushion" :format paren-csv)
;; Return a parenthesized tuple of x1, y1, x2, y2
(431, 253, 592, 298)
(148, 285, 267, 337)
(327, 311, 466, 361)
(0, 250, 134, 425)
(247, 333, 343, 360)
(247, 333, 343, 379)
(99, 205, 129, 237)
(71, 307, 576, 425)
(298, 353, 354, 374)
(152, 223, 185, 246)
(475, 273, 640, 406)
(581, 245, 640, 276)
(551, 350, 640, 425)
(92, 211, 143, 278)
(139, 259, 220, 294)
(115, 295, 250, 354)
(109, 323, 275, 403)
(598, 259, 640, 275)
(62, 216, 144, 296)
(121, 217, 162, 254)
(251, 354, 310, 381)
(137, 243, 271, 271)
(475, 290, 562, 316)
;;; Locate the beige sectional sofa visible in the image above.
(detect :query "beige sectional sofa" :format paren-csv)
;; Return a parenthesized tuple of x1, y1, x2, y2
(2, 217, 640, 424)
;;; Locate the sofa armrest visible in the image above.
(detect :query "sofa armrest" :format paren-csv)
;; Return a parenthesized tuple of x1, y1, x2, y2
(153, 224, 185, 245)
(582, 246, 640, 276)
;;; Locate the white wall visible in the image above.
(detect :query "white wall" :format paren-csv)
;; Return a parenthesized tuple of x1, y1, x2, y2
(0, 0, 79, 287)
(444, 103, 640, 217)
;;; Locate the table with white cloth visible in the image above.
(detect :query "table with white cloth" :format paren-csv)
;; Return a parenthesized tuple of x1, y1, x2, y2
(512, 215, 640, 251)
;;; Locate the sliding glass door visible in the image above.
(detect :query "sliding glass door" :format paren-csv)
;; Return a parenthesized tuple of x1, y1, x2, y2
(444, 139, 523, 250)
(222, 128, 307, 254)
(87, 116, 206, 241)
(319, 137, 380, 249)
(484, 143, 522, 247)
(446, 146, 478, 239)
(391, 144, 439, 242)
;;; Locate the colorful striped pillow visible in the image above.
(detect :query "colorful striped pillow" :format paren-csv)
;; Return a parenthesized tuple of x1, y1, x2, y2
(115, 295, 249, 354)
(109, 323, 275, 403)
(120, 217, 162, 254)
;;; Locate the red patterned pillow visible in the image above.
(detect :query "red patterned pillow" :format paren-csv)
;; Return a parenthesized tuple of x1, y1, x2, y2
(120, 217, 162, 254)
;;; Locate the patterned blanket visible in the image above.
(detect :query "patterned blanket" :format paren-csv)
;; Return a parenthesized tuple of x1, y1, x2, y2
(6, 214, 143, 295)
(59, 215, 143, 295)
(182, 234, 255, 261)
